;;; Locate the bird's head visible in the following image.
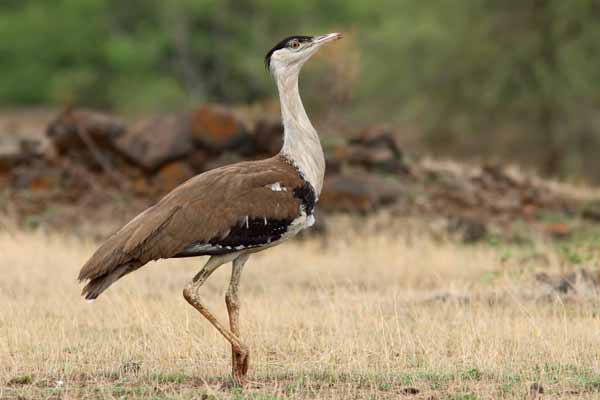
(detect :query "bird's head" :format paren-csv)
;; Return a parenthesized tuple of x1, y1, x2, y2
(265, 33, 343, 77)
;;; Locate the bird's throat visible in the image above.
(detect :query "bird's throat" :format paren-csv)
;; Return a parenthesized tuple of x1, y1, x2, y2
(276, 68, 325, 196)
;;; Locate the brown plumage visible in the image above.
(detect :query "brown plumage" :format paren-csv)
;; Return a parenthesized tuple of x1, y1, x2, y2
(79, 32, 342, 386)
(78, 155, 309, 299)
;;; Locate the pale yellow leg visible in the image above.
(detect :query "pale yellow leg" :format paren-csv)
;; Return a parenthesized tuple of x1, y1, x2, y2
(182, 253, 250, 386)
(225, 254, 250, 385)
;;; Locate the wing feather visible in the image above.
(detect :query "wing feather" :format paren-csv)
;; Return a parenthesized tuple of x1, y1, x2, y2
(78, 156, 306, 298)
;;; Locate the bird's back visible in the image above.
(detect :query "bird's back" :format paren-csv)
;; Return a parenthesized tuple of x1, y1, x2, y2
(78, 155, 315, 299)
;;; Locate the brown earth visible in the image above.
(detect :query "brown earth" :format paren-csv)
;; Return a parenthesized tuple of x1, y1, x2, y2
(0, 107, 598, 241)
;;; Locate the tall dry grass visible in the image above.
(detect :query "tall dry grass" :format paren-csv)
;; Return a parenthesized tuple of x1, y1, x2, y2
(1, 220, 600, 399)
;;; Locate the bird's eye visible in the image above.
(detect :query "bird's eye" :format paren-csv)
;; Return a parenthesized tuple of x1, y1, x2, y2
(289, 40, 300, 49)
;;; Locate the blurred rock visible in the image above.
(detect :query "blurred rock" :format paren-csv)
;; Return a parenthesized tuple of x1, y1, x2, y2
(189, 105, 250, 151)
(331, 143, 407, 174)
(115, 114, 194, 171)
(477, 164, 519, 189)
(11, 159, 62, 192)
(154, 161, 194, 192)
(27, 174, 57, 193)
(46, 108, 126, 154)
(353, 125, 402, 155)
(131, 176, 151, 194)
(0, 136, 42, 171)
(187, 149, 211, 173)
(253, 117, 283, 156)
(346, 125, 410, 174)
(202, 152, 245, 172)
(321, 176, 371, 213)
(320, 173, 403, 213)
(25, 105, 590, 231)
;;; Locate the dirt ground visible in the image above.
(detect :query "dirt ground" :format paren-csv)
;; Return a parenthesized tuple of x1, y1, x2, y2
(2, 217, 600, 400)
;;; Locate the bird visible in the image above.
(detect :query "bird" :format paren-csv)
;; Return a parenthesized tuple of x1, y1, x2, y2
(77, 33, 343, 386)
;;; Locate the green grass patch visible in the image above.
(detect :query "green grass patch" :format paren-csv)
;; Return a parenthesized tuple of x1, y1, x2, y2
(577, 374, 600, 392)
(7, 375, 33, 385)
(151, 371, 189, 384)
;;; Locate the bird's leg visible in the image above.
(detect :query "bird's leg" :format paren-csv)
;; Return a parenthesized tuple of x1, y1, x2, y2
(225, 254, 250, 385)
(182, 254, 250, 384)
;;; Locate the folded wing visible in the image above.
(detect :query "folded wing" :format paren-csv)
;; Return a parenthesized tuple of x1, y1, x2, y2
(78, 156, 312, 299)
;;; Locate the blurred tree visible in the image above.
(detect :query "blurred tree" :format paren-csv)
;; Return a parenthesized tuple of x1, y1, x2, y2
(0, 0, 365, 109)
(2, 0, 600, 180)
(360, 0, 600, 178)
(0, 0, 111, 105)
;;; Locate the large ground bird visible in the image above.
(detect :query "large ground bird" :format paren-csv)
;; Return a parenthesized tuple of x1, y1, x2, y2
(78, 33, 342, 386)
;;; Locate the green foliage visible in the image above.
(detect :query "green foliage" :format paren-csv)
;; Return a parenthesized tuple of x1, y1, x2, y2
(0, 0, 362, 110)
(362, 0, 600, 176)
(2, 1, 600, 179)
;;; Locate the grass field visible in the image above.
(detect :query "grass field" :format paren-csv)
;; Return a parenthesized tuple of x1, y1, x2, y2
(2, 217, 600, 399)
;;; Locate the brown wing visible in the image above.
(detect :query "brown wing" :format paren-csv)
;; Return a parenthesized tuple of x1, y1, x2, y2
(78, 155, 311, 299)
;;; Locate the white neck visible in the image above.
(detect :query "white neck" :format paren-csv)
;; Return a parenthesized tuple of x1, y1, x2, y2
(275, 66, 325, 196)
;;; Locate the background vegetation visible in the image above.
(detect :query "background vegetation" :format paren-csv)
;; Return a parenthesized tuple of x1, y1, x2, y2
(2, 0, 600, 181)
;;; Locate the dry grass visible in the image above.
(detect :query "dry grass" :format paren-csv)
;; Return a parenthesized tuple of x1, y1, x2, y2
(2, 219, 600, 399)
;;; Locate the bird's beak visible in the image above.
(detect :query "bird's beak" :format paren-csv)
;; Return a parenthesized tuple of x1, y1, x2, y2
(312, 33, 343, 46)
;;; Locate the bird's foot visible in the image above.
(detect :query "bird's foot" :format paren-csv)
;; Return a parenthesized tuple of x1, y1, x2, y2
(230, 348, 255, 388)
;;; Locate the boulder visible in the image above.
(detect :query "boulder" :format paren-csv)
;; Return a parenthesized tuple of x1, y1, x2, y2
(154, 161, 194, 192)
(253, 117, 283, 156)
(0, 135, 43, 171)
(189, 105, 249, 151)
(320, 173, 403, 213)
(202, 153, 245, 172)
(330, 125, 411, 175)
(9, 155, 61, 192)
(0, 136, 25, 171)
(329, 143, 406, 174)
(351, 125, 404, 158)
(115, 114, 194, 171)
(46, 108, 126, 154)
(187, 148, 211, 173)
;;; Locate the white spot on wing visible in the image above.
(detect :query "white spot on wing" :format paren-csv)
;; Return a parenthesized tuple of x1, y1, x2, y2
(244, 216, 249, 228)
(267, 182, 286, 192)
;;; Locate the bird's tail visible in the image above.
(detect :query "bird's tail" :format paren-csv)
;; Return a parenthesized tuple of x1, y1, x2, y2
(80, 260, 143, 300)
